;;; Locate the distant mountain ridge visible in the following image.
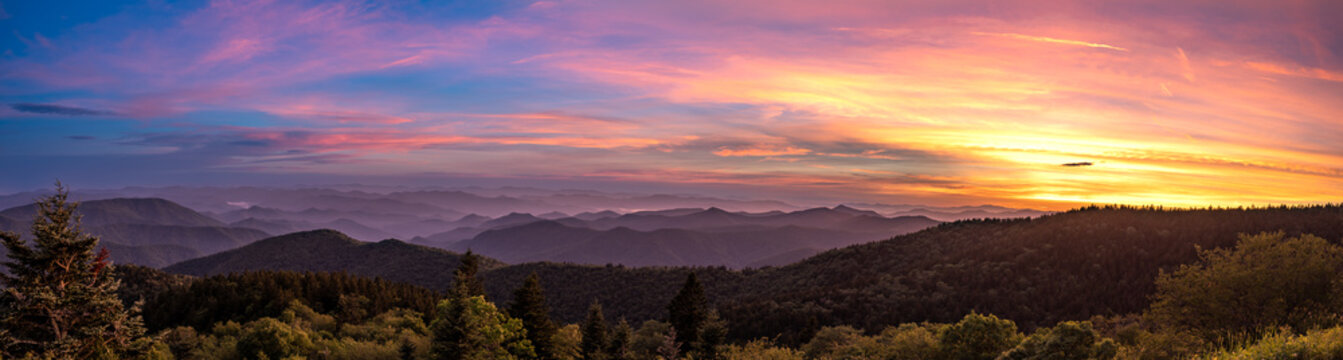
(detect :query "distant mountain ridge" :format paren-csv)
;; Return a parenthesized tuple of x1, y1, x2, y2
(0, 197, 225, 227)
(165, 229, 501, 290)
(0, 198, 269, 268)
(451, 208, 938, 267)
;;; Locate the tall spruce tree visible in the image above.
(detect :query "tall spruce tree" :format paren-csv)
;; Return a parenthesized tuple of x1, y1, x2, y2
(580, 300, 610, 360)
(509, 272, 557, 360)
(0, 184, 147, 358)
(430, 295, 535, 360)
(433, 252, 534, 360)
(666, 272, 707, 351)
(608, 318, 633, 360)
(451, 250, 486, 298)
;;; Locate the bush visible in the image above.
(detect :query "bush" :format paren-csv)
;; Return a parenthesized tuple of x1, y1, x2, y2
(721, 339, 805, 360)
(1199, 326, 1343, 360)
(940, 312, 1022, 360)
(1146, 232, 1343, 345)
(998, 321, 1116, 360)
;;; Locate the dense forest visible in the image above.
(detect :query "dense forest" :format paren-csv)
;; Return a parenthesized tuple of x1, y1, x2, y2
(4, 188, 1343, 359)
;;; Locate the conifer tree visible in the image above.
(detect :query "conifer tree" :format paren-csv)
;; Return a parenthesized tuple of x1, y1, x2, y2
(696, 310, 727, 360)
(509, 272, 557, 360)
(608, 318, 633, 360)
(431, 295, 535, 360)
(0, 184, 147, 358)
(451, 250, 486, 298)
(581, 300, 610, 360)
(666, 272, 707, 351)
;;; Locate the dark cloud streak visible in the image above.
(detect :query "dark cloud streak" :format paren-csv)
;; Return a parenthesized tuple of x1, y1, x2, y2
(11, 103, 116, 116)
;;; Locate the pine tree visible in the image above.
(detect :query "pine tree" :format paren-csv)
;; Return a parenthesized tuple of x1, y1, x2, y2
(509, 272, 557, 360)
(451, 250, 486, 298)
(0, 184, 148, 358)
(431, 295, 535, 360)
(695, 310, 727, 360)
(608, 318, 633, 360)
(581, 300, 610, 360)
(666, 273, 707, 352)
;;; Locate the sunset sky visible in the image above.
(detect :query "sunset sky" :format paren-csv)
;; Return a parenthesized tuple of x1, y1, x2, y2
(1, 0, 1340, 209)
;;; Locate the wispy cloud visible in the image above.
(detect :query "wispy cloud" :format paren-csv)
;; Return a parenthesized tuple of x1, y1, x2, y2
(1, 0, 1341, 208)
(972, 32, 1129, 52)
(11, 103, 116, 116)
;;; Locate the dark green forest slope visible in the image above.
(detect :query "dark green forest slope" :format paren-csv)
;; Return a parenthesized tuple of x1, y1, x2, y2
(152, 205, 1343, 346)
(165, 229, 503, 290)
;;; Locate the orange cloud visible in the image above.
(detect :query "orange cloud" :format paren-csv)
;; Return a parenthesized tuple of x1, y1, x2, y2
(713, 146, 813, 157)
(972, 32, 1130, 52)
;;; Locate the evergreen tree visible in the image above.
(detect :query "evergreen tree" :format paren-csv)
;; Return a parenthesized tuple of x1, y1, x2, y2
(431, 295, 535, 360)
(667, 272, 707, 351)
(695, 310, 727, 360)
(608, 318, 633, 360)
(509, 272, 558, 360)
(451, 250, 486, 298)
(581, 300, 610, 360)
(0, 184, 148, 358)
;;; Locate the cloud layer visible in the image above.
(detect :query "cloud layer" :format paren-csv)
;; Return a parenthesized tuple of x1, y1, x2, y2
(1, 0, 1340, 208)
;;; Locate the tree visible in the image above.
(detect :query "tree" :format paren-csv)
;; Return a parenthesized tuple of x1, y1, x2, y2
(998, 321, 1117, 360)
(667, 273, 708, 352)
(938, 312, 1021, 360)
(510, 272, 558, 360)
(552, 324, 582, 360)
(236, 318, 314, 359)
(1146, 232, 1343, 345)
(696, 310, 727, 360)
(0, 184, 148, 358)
(609, 318, 633, 360)
(452, 250, 487, 298)
(431, 295, 535, 360)
(582, 300, 610, 360)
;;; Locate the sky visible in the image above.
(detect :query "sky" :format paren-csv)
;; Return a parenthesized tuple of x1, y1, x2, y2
(1, 0, 1341, 209)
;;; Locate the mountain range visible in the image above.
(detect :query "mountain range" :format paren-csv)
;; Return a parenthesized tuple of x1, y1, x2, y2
(132, 205, 1343, 345)
(0, 198, 269, 267)
(0, 190, 945, 269)
(164, 229, 500, 290)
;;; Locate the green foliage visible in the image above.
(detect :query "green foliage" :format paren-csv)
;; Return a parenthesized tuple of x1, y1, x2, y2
(1197, 326, 1343, 360)
(609, 318, 634, 360)
(999, 321, 1117, 360)
(939, 312, 1022, 360)
(874, 323, 943, 360)
(1146, 232, 1343, 345)
(452, 250, 487, 299)
(150, 301, 433, 360)
(0, 185, 148, 358)
(668, 273, 708, 351)
(236, 318, 315, 360)
(720, 339, 805, 360)
(552, 324, 583, 360)
(698, 310, 728, 359)
(799, 323, 942, 360)
(583, 300, 611, 360)
(628, 321, 675, 360)
(430, 295, 535, 360)
(509, 272, 558, 360)
(801, 326, 867, 359)
(723, 205, 1343, 343)
(142, 270, 438, 332)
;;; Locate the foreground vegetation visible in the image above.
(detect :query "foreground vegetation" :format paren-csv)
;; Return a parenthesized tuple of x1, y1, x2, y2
(4, 187, 1343, 359)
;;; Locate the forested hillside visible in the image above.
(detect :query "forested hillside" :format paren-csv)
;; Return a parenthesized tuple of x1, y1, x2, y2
(151, 204, 1343, 348)
(723, 205, 1343, 341)
(14, 188, 1343, 359)
(164, 229, 503, 290)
